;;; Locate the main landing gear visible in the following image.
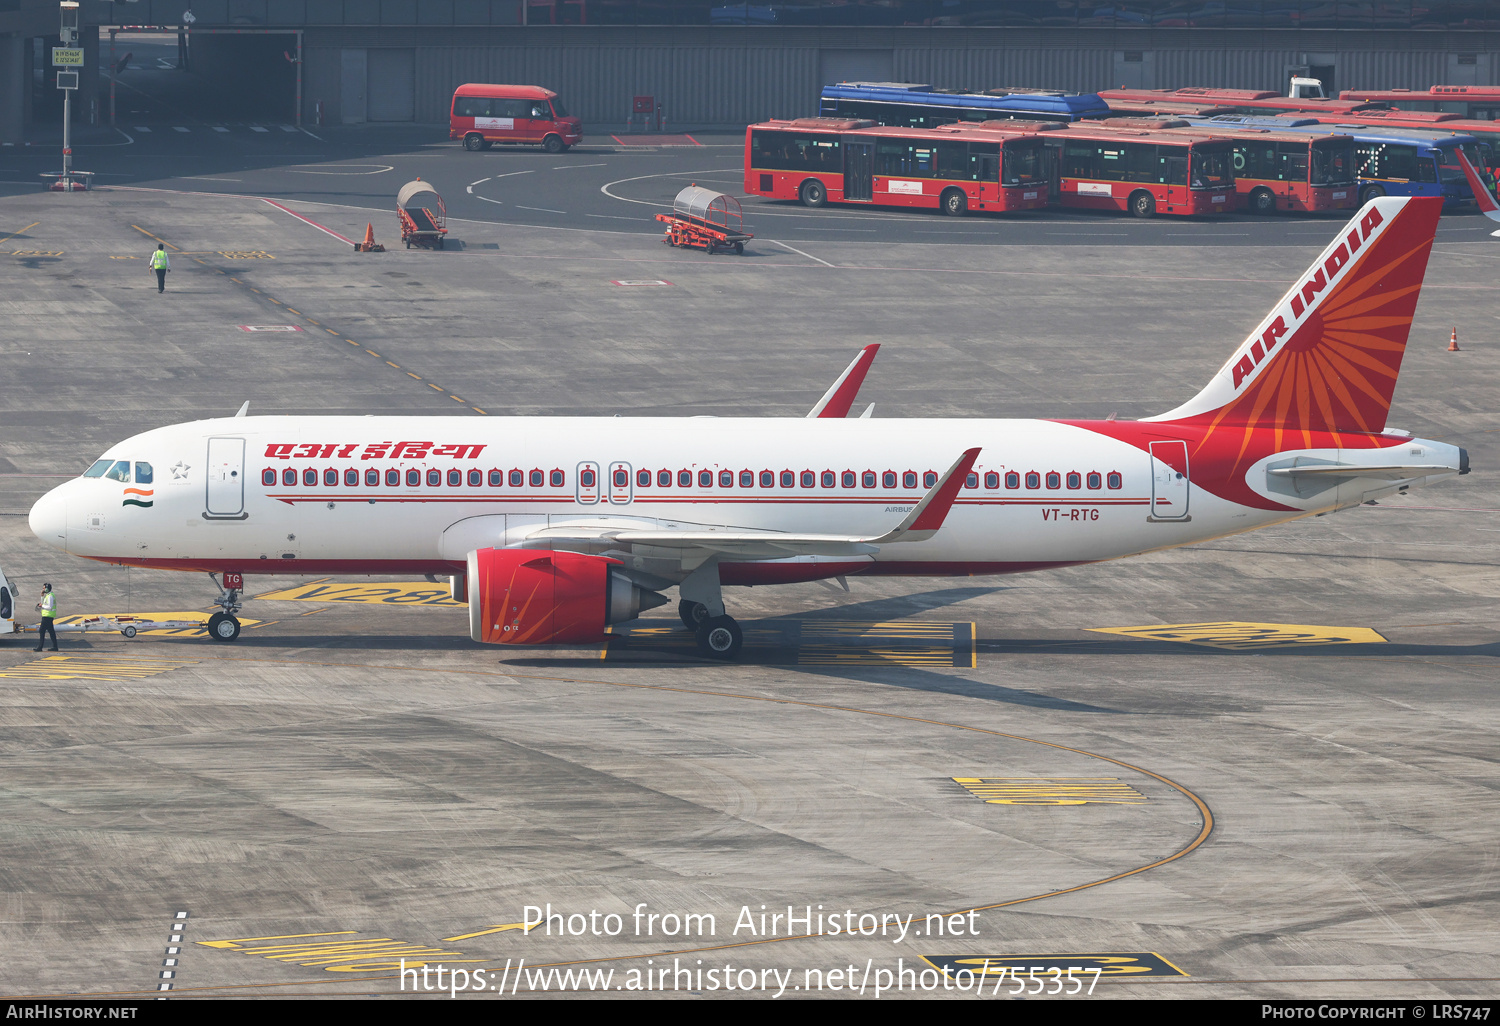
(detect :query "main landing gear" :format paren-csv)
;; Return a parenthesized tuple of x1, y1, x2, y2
(677, 563, 743, 660)
(206, 572, 242, 642)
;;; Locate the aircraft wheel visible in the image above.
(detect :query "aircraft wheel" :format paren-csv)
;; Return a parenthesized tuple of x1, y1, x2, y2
(696, 615, 743, 660)
(678, 599, 709, 631)
(207, 612, 241, 642)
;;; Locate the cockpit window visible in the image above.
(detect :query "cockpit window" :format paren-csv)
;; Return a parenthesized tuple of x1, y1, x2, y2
(104, 461, 131, 482)
(135, 462, 153, 484)
(82, 459, 112, 478)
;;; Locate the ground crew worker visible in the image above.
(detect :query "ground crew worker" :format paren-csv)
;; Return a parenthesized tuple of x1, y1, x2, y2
(34, 583, 58, 652)
(150, 243, 170, 293)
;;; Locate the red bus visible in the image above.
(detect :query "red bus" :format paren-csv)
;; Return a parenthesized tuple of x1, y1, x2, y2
(1146, 119, 1357, 213)
(1340, 86, 1500, 122)
(1099, 87, 1384, 118)
(1023, 120, 1237, 217)
(743, 118, 1050, 216)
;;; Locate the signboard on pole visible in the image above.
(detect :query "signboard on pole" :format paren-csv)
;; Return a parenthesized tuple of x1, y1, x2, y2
(52, 48, 83, 67)
(56, 71, 79, 90)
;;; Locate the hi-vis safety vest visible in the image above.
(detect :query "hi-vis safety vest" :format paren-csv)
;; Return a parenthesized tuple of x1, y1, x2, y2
(40, 593, 56, 619)
(150, 250, 170, 270)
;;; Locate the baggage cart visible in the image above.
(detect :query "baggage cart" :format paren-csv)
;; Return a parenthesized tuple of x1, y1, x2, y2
(655, 184, 752, 255)
(398, 179, 448, 249)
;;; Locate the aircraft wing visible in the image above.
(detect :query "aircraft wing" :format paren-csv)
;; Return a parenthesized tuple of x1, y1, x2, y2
(806, 344, 880, 418)
(518, 447, 981, 560)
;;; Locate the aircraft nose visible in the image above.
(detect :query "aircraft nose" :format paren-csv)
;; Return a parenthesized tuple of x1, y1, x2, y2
(29, 486, 67, 551)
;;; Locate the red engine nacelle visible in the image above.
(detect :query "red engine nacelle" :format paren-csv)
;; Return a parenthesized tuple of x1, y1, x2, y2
(466, 548, 667, 645)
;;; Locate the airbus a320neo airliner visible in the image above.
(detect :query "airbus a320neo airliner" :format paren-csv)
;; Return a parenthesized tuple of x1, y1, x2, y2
(29, 196, 1467, 659)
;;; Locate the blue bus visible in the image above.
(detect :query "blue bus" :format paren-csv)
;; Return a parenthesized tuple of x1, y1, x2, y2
(1181, 114, 1485, 207)
(819, 83, 1111, 128)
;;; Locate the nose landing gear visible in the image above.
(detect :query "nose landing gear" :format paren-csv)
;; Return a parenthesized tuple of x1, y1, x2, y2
(206, 572, 242, 642)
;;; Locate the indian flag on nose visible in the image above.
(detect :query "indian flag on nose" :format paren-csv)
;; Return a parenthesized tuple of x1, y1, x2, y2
(122, 487, 153, 509)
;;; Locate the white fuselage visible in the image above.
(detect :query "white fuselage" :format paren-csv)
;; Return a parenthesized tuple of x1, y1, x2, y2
(28, 415, 1463, 584)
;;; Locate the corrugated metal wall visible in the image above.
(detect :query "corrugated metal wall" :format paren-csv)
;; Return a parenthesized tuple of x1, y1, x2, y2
(297, 27, 1500, 125)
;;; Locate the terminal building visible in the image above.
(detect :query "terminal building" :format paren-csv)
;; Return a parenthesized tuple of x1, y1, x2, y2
(1, 0, 1498, 143)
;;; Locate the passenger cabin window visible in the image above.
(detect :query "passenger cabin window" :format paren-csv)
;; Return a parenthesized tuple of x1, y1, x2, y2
(407, 469, 421, 487)
(984, 471, 999, 489)
(262, 469, 277, 486)
(1005, 471, 1020, 489)
(679, 470, 693, 487)
(699, 470, 713, 487)
(659, 470, 672, 487)
(367, 469, 380, 486)
(720, 470, 733, 487)
(427, 469, 441, 487)
(842, 471, 856, 488)
(468, 470, 481, 487)
(550, 470, 564, 487)
(83, 459, 114, 478)
(580, 468, 597, 487)
(781, 470, 794, 488)
(800, 471, 815, 488)
(965, 473, 978, 488)
(1087, 472, 1101, 489)
(822, 471, 836, 488)
(105, 460, 131, 483)
(387, 469, 401, 487)
(760, 470, 774, 488)
(304, 468, 318, 487)
(282, 468, 297, 486)
(507, 470, 521, 487)
(135, 462, 153, 484)
(638, 469, 652, 487)
(740, 470, 754, 487)
(1066, 472, 1081, 489)
(923, 471, 938, 488)
(346, 469, 360, 486)
(1107, 472, 1123, 489)
(903, 471, 918, 489)
(1025, 472, 1040, 489)
(324, 468, 339, 486)
(530, 470, 544, 487)
(614, 469, 628, 487)
(883, 471, 897, 488)
(450, 470, 463, 487)
(1045, 472, 1061, 489)
(863, 471, 877, 488)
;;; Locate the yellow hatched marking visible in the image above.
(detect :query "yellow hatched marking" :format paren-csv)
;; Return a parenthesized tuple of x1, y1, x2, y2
(200, 932, 483, 973)
(256, 582, 464, 607)
(218, 250, 273, 259)
(799, 646, 955, 666)
(921, 952, 1186, 979)
(1089, 621, 1387, 650)
(952, 777, 1147, 806)
(0, 654, 195, 681)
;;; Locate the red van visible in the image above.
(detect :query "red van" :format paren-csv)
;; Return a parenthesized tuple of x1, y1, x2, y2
(450, 84, 582, 153)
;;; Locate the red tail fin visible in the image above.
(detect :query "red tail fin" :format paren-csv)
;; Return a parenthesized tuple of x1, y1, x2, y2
(1147, 196, 1442, 446)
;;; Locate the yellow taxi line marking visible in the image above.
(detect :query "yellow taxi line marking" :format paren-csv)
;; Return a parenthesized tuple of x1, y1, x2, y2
(472, 408, 487, 415)
(347, 339, 359, 345)
(428, 383, 443, 391)
(326, 328, 339, 335)
(450, 396, 464, 402)
(953, 777, 1149, 806)
(365, 350, 379, 357)
(0, 222, 40, 246)
(130, 225, 180, 250)
(386, 361, 400, 368)
(229, 277, 242, 283)
(407, 373, 422, 379)
(286, 308, 300, 315)
(307, 319, 320, 325)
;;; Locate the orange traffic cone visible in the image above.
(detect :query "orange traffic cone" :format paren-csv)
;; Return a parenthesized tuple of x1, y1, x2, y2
(1449, 327, 1461, 352)
(354, 223, 384, 253)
